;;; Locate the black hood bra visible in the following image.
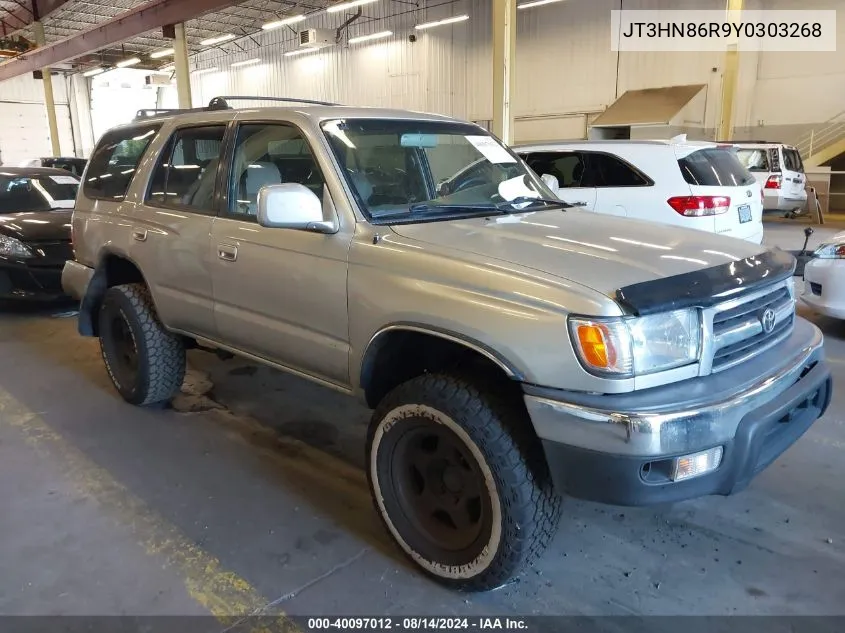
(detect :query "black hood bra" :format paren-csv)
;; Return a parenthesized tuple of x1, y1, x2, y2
(615, 248, 796, 316)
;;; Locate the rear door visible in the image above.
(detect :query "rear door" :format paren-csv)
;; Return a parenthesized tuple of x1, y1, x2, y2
(521, 150, 597, 210)
(780, 146, 806, 198)
(583, 151, 654, 218)
(675, 146, 763, 240)
(129, 123, 227, 338)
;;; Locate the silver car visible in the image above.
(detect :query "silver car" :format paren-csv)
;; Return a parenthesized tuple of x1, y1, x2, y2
(63, 98, 831, 591)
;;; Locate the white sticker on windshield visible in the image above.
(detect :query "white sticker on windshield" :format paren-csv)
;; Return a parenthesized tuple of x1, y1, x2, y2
(49, 175, 79, 185)
(465, 135, 517, 164)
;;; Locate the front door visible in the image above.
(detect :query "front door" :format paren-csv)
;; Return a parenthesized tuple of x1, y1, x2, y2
(210, 122, 352, 387)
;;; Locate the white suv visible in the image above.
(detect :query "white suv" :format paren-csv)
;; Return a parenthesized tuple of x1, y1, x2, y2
(732, 141, 807, 216)
(514, 138, 764, 244)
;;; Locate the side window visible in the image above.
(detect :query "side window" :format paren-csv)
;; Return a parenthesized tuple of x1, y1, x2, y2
(525, 152, 585, 188)
(84, 125, 160, 201)
(147, 125, 226, 212)
(585, 152, 651, 187)
(228, 123, 325, 218)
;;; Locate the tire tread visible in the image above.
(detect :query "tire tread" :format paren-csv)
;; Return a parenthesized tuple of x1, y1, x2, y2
(369, 372, 562, 591)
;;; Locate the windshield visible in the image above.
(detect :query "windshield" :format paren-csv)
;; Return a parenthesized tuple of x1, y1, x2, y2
(321, 119, 556, 222)
(0, 173, 79, 213)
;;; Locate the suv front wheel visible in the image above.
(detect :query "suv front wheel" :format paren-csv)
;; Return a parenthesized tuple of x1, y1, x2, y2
(98, 283, 186, 406)
(367, 373, 561, 591)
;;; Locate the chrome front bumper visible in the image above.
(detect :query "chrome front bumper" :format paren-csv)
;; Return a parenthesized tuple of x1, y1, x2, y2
(524, 317, 826, 459)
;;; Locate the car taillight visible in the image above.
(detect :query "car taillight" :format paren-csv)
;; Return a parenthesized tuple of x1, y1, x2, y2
(765, 175, 781, 189)
(667, 196, 731, 217)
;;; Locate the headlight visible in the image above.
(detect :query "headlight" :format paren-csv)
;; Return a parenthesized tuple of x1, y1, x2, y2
(570, 309, 701, 378)
(0, 234, 34, 258)
(813, 243, 845, 259)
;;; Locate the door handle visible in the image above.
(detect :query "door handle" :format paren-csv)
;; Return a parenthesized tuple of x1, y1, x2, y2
(218, 244, 238, 262)
(132, 228, 148, 242)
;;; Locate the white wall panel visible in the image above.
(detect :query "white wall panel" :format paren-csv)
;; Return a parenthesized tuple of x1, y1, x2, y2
(0, 74, 75, 164)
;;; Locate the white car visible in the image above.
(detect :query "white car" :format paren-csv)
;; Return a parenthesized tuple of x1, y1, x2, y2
(732, 141, 807, 216)
(802, 231, 845, 319)
(514, 138, 764, 244)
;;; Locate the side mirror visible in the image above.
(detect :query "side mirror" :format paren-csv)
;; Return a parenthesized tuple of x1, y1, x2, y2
(541, 173, 559, 190)
(257, 183, 337, 234)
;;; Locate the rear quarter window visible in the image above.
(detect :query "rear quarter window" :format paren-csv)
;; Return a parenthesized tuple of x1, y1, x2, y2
(736, 149, 769, 172)
(678, 148, 755, 187)
(782, 148, 804, 173)
(84, 125, 160, 201)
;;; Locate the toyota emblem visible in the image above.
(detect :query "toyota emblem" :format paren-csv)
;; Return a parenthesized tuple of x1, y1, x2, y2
(760, 308, 776, 334)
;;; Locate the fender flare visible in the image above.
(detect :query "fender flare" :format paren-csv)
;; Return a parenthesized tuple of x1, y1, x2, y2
(359, 323, 524, 399)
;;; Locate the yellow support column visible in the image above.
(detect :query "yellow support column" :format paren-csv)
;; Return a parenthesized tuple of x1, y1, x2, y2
(717, 0, 744, 140)
(33, 21, 61, 156)
(492, 0, 517, 144)
(174, 23, 193, 109)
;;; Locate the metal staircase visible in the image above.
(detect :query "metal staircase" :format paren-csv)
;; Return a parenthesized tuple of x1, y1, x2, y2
(794, 109, 845, 167)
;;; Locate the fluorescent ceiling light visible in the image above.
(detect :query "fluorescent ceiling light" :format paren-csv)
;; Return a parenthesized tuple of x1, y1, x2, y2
(327, 0, 377, 13)
(415, 14, 469, 29)
(232, 58, 262, 67)
(348, 30, 392, 44)
(518, 0, 565, 8)
(262, 15, 306, 30)
(116, 57, 141, 68)
(193, 67, 219, 75)
(200, 34, 235, 46)
(284, 48, 320, 57)
(83, 67, 104, 77)
(150, 47, 174, 59)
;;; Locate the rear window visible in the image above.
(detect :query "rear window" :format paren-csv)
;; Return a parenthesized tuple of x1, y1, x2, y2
(84, 125, 160, 201)
(782, 148, 804, 173)
(0, 174, 79, 213)
(736, 149, 769, 172)
(678, 148, 755, 187)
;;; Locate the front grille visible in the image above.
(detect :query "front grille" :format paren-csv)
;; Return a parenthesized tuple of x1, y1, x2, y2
(810, 282, 822, 296)
(710, 283, 795, 372)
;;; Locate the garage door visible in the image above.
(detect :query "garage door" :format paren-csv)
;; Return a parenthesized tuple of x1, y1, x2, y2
(0, 101, 75, 166)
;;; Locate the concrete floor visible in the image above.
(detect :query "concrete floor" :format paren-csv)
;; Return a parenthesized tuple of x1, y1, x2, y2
(1, 223, 845, 621)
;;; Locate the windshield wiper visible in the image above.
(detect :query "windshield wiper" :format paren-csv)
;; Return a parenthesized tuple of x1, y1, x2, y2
(371, 203, 506, 220)
(499, 196, 572, 211)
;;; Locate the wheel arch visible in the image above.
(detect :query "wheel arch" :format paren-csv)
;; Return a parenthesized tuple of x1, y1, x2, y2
(358, 323, 524, 409)
(78, 249, 149, 336)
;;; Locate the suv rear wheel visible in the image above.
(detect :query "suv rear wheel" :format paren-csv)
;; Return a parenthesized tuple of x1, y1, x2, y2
(367, 373, 561, 591)
(98, 283, 186, 406)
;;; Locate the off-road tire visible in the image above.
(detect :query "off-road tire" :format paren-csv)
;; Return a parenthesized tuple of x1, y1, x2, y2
(98, 283, 185, 406)
(367, 373, 561, 591)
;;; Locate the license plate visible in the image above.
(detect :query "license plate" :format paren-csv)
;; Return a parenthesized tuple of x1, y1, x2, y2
(738, 204, 752, 223)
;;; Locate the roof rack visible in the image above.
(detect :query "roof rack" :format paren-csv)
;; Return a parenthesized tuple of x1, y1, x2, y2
(133, 95, 341, 121)
(209, 95, 340, 108)
(716, 140, 784, 144)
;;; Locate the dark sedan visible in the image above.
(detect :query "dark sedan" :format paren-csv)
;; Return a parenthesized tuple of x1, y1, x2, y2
(0, 167, 78, 302)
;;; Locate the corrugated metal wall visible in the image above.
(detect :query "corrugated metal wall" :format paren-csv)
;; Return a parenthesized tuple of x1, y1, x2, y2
(14, 0, 837, 148)
(181, 0, 762, 143)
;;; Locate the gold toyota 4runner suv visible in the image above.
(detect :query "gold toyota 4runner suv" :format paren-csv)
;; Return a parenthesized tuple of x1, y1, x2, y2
(63, 97, 831, 591)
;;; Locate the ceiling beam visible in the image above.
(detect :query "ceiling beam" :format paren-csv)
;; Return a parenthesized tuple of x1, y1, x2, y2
(0, 0, 71, 32)
(0, 0, 247, 81)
